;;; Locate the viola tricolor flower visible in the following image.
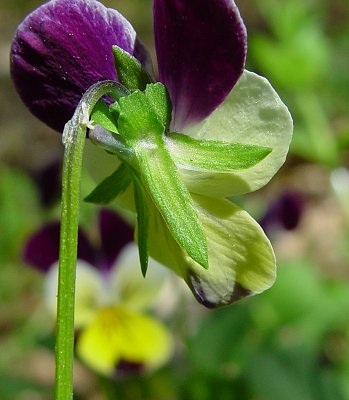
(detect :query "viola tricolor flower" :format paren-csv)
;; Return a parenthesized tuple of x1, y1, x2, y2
(11, 0, 293, 307)
(23, 209, 173, 376)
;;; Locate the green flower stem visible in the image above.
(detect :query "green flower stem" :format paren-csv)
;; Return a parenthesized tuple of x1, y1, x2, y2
(55, 81, 127, 400)
(55, 121, 85, 400)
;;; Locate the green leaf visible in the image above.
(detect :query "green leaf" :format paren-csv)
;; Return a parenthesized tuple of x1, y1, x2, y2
(133, 177, 149, 277)
(182, 70, 293, 196)
(91, 100, 119, 133)
(112, 45, 152, 91)
(144, 83, 172, 129)
(166, 132, 272, 171)
(84, 163, 131, 204)
(134, 138, 208, 270)
(146, 194, 276, 307)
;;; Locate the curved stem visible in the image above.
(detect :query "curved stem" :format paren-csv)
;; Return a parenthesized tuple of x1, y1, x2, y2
(55, 81, 127, 400)
(55, 119, 85, 400)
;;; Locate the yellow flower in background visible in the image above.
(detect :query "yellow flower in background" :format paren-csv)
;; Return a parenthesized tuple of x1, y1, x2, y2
(24, 209, 173, 376)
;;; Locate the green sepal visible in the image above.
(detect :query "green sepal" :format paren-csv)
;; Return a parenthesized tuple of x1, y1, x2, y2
(116, 84, 173, 142)
(84, 163, 131, 204)
(90, 89, 208, 269)
(117, 90, 164, 142)
(112, 45, 152, 91)
(109, 101, 121, 123)
(144, 83, 172, 130)
(134, 137, 209, 270)
(91, 100, 119, 133)
(166, 133, 272, 171)
(133, 176, 149, 277)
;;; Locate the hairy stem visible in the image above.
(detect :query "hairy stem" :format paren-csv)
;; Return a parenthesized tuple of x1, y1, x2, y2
(55, 81, 127, 400)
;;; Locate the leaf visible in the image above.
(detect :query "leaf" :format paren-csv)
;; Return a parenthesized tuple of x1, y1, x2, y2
(182, 70, 293, 196)
(166, 132, 272, 171)
(146, 194, 276, 307)
(132, 177, 149, 277)
(113, 45, 152, 91)
(84, 163, 131, 204)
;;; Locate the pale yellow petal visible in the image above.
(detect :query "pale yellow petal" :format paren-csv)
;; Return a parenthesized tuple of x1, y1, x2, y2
(109, 243, 169, 311)
(147, 194, 276, 307)
(44, 261, 103, 327)
(180, 70, 293, 196)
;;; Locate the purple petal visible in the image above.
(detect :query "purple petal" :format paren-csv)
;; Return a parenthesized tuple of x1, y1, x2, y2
(260, 192, 305, 234)
(23, 222, 60, 272)
(97, 209, 134, 271)
(23, 221, 96, 272)
(31, 158, 62, 208)
(153, 0, 247, 131)
(11, 0, 151, 132)
(116, 360, 144, 377)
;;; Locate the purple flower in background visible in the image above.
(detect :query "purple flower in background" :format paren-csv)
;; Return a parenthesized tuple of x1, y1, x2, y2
(23, 209, 172, 376)
(30, 159, 62, 207)
(10, 0, 246, 132)
(24, 208, 133, 272)
(260, 191, 304, 234)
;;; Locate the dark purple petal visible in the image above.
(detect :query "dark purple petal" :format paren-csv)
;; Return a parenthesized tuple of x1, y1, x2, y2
(11, 0, 151, 132)
(153, 0, 247, 131)
(97, 208, 134, 271)
(31, 158, 62, 208)
(77, 229, 98, 267)
(23, 221, 60, 272)
(116, 360, 144, 377)
(23, 221, 96, 272)
(260, 192, 305, 234)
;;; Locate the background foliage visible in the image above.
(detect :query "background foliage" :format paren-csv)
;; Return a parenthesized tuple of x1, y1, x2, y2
(1, 0, 349, 398)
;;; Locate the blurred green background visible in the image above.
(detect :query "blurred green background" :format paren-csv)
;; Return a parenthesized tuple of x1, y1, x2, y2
(1, 0, 349, 399)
